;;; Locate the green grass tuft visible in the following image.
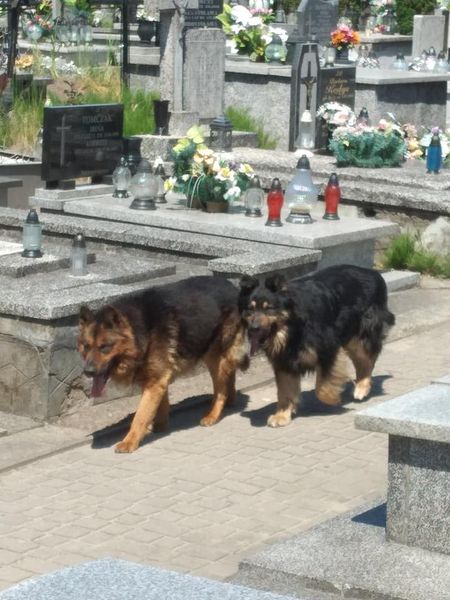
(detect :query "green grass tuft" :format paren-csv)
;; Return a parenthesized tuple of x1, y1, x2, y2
(225, 106, 277, 150)
(383, 232, 450, 278)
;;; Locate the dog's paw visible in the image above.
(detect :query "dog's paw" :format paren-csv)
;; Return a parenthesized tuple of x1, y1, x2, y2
(200, 414, 219, 427)
(115, 439, 139, 453)
(267, 413, 291, 427)
(353, 378, 371, 401)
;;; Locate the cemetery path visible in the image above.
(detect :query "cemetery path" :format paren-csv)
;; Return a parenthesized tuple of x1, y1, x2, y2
(0, 313, 449, 589)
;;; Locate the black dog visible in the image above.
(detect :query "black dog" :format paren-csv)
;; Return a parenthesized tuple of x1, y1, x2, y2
(239, 265, 395, 427)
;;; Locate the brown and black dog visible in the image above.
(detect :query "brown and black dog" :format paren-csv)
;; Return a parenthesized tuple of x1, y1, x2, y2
(78, 276, 247, 453)
(239, 265, 395, 427)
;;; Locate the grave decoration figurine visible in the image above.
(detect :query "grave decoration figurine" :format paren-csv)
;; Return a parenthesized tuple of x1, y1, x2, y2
(154, 162, 167, 204)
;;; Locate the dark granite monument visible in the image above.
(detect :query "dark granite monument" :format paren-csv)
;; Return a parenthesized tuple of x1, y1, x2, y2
(296, 0, 339, 44)
(316, 65, 356, 150)
(41, 104, 124, 189)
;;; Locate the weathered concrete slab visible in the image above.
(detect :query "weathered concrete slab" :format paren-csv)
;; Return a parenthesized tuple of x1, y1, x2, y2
(232, 501, 450, 600)
(0, 558, 301, 600)
(0, 251, 96, 278)
(382, 269, 420, 292)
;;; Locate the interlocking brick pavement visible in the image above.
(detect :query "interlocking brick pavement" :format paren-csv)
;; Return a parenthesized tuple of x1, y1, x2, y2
(0, 322, 449, 589)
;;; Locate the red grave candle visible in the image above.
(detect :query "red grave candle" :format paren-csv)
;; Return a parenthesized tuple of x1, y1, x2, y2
(323, 172, 341, 220)
(265, 178, 284, 227)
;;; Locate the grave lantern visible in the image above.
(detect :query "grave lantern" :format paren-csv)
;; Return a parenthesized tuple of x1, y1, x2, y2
(265, 178, 284, 227)
(71, 233, 88, 277)
(265, 34, 287, 64)
(392, 53, 407, 71)
(426, 132, 442, 175)
(22, 209, 43, 258)
(69, 20, 79, 45)
(436, 51, 449, 72)
(154, 163, 167, 204)
(382, 7, 397, 34)
(129, 159, 158, 210)
(324, 44, 336, 66)
(296, 109, 314, 149)
(323, 173, 341, 220)
(285, 155, 318, 225)
(209, 116, 232, 152)
(112, 157, 131, 198)
(244, 176, 264, 217)
(55, 19, 69, 45)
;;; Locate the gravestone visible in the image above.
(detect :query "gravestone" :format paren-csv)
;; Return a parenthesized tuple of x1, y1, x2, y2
(184, 0, 223, 29)
(289, 43, 320, 151)
(297, 0, 339, 44)
(41, 104, 123, 189)
(316, 64, 356, 150)
(412, 14, 446, 58)
(184, 28, 226, 120)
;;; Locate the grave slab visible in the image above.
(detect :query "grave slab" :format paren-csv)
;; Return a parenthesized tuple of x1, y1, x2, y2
(232, 501, 450, 600)
(0, 558, 301, 600)
(62, 195, 399, 268)
(356, 384, 450, 555)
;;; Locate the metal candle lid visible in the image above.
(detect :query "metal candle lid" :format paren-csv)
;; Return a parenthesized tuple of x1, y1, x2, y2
(296, 155, 311, 170)
(25, 208, 40, 224)
(72, 233, 86, 248)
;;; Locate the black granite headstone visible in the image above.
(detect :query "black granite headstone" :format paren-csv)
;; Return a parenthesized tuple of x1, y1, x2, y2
(184, 0, 223, 29)
(41, 104, 123, 189)
(297, 0, 339, 44)
(315, 64, 356, 150)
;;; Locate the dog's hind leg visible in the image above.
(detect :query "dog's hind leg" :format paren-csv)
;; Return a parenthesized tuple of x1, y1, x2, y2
(115, 375, 170, 453)
(268, 370, 300, 427)
(315, 350, 348, 406)
(344, 337, 376, 401)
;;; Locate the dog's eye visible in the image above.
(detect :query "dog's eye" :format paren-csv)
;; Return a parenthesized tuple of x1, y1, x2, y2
(99, 344, 113, 354)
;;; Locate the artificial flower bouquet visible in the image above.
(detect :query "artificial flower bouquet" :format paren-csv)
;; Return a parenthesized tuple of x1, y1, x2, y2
(330, 23, 360, 50)
(329, 118, 406, 168)
(136, 5, 158, 21)
(217, 3, 288, 63)
(370, 0, 396, 33)
(166, 125, 254, 207)
(316, 102, 356, 127)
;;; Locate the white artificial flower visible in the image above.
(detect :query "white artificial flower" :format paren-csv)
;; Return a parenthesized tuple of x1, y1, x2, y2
(231, 4, 252, 25)
(231, 23, 245, 35)
(268, 26, 289, 43)
(224, 185, 242, 201)
(248, 16, 264, 26)
(181, 174, 190, 181)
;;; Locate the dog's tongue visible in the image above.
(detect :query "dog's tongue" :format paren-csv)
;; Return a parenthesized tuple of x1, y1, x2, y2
(91, 373, 108, 398)
(248, 330, 263, 356)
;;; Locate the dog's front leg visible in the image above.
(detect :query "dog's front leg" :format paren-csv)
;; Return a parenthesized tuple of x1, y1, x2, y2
(268, 370, 300, 427)
(115, 377, 169, 453)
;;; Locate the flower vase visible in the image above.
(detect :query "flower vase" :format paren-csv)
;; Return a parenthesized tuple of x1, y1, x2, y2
(203, 201, 228, 213)
(336, 46, 350, 63)
(26, 22, 43, 42)
(137, 20, 156, 44)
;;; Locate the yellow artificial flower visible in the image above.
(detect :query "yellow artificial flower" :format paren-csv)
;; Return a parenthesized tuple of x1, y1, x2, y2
(186, 125, 205, 145)
(164, 177, 177, 192)
(239, 163, 253, 175)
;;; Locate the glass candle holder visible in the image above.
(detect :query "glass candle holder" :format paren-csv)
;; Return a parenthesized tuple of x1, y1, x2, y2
(112, 157, 131, 198)
(244, 176, 264, 217)
(71, 233, 88, 276)
(129, 159, 158, 210)
(323, 172, 341, 220)
(22, 208, 43, 258)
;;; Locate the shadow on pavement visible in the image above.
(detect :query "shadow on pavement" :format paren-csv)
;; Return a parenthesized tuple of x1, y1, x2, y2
(91, 392, 250, 450)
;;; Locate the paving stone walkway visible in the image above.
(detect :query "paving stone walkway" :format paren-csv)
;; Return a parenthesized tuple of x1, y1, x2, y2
(0, 322, 449, 591)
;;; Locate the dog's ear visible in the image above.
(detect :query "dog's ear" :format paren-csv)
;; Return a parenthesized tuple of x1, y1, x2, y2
(101, 306, 125, 330)
(79, 305, 94, 329)
(239, 275, 259, 295)
(265, 274, 287, 293)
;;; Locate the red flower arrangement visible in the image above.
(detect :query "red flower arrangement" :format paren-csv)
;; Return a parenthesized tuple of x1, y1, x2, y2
(330, 24, 360, 50)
